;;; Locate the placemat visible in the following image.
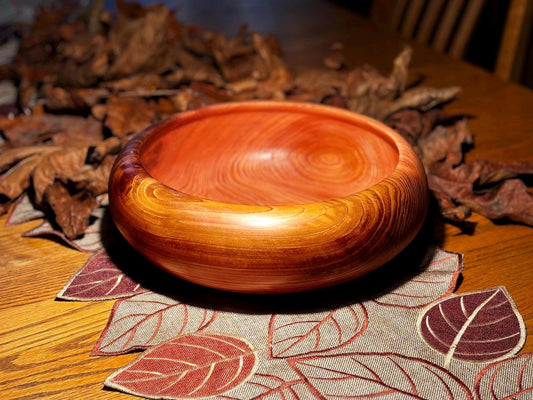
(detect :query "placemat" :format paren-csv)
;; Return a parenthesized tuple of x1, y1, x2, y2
(7, 197, 533, 399)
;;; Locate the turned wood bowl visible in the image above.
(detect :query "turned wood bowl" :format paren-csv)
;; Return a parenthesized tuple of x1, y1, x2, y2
(109, 101, 428, 293)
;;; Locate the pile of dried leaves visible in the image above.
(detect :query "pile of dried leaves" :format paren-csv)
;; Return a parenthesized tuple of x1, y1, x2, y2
(0, 0, 532, 242)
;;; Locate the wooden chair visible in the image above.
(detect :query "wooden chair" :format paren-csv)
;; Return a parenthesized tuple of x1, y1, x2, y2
(371, 0, 486, 59)
(495, 0, 532, 82)
(371, 0, 532, 82)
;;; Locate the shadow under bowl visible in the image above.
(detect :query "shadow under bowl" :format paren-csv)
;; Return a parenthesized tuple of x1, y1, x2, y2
(109, 101, 429, 293)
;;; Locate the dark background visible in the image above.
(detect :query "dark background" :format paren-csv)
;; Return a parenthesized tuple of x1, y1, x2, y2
(4, 0, 530, 88)
(335, 0, 533, 88)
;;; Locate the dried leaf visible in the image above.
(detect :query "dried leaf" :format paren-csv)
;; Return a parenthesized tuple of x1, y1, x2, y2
(408, 119, 533, 226)
(3, 0, 531, 235)
(5, 194, 45, 226)
(25, 203, 108, 252)
(447, 159, 533, 187)
(91, 104, 107, 121)
(429, 167, 533, 225)
(255, 65, 293, 99)
(268, 305, 368, 359)
(390, 46, 412, 92)
(32, 146, 88, 204)
(385, 108, 451, 146)
(251, 32, 284, 79)
(474, 353, 533, 399)
(42, 85, 109, 111)
(381, 86, 461, 118)
(88, 137, 121, 163)
(167, 85, 227, 112)
(289, 353, 472, 399)
(175, 47, 224, 85)
(420, 120, 474, 169)
(0, 145, 60, 171)
(106, 3, 176, 78)
(210, 25, 256, 64)
(55, 33, 109, 87)
(93, 292, 217, 355)
(105, 332, 258, 399)
(340, 58, 412, 119)
(67, 155, 116, 196)
(44, 181, 98, 239)
(324, 42, 345, 70)
(57, 250, 147, 300)
(292, 68, 345, 102)
(427, 175, 473, 223)
(418, 287, 526, 368)
(99, 74, 163, 93)
(458, 179, 533, 225)
(104, 96, 157, 138)
(0, 113, 103, 147)
(0, 155, 42, 199)
(344, 64, 398, 100)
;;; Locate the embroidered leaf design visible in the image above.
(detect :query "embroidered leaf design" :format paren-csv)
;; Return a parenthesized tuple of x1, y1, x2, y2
(418, 287, 526, 368)
(5, 194, 45, 226)
(57, 250, 147, 301)
(268, 304, 368, 359)
(92, 292, 218, 355)
(105, 332, 258, 399)
(373, 247, 462, 308)
(474, 353, 533, 400)
(289, 353, 473, 399)
(215, 374, 316, 400)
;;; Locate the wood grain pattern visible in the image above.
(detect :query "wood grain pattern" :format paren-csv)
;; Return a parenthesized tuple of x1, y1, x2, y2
(1, 2, 533, 399)
(109, 102, 429, 293)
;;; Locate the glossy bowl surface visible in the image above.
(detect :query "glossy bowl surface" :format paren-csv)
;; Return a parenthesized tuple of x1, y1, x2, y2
(109, 101, 428, 293)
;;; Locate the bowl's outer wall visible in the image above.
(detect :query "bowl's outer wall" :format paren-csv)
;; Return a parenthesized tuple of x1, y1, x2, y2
(109, 102, 429, 293)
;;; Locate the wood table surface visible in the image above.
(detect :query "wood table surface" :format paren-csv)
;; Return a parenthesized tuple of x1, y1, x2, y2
(1, 1, 532, 398)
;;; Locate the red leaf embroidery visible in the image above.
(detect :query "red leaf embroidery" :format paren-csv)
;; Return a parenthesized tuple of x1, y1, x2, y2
(57, 250, 147, 300)
(289, 353, 473, 399)
(105, 332, 258, 399)
(373, 247, 462, 308)
(93, 292, 218, 355)
(474, 353, 533, 399)
(216, 374, 316, 400)
(418, 287, 526, 368)
(268, 305, 368, 359)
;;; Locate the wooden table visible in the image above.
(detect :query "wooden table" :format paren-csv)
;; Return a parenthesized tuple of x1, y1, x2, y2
(1, 1, 532, 398)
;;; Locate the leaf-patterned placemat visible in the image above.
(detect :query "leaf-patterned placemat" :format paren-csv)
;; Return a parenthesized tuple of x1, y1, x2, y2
(6, 198, 532, 399)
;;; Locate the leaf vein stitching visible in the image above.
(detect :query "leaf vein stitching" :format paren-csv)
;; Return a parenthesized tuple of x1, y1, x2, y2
(444, 289, 501, 368)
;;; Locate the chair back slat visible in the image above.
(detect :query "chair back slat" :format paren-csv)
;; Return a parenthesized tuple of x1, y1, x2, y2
(416, 0, 446, 45)
(371, 0, 530, 83)
(449, 0, 486, 58)
(495, 0, 533, 81)
(433, 0, 465, 52)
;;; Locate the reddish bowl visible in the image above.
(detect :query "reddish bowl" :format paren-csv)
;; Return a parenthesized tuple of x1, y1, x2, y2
(109, 101, 428, 293)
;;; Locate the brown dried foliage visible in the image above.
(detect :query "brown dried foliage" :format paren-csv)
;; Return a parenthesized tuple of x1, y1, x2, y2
(0, 0, 531, 241)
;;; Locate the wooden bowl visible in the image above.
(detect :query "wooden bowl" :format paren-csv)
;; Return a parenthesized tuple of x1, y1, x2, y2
(109, 101, 428, 293)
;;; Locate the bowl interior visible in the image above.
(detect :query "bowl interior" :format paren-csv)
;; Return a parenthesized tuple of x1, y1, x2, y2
(140, 108, 399, 205)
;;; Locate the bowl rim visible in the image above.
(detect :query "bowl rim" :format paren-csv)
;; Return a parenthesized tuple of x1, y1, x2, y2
(118, 100, 419, 209)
